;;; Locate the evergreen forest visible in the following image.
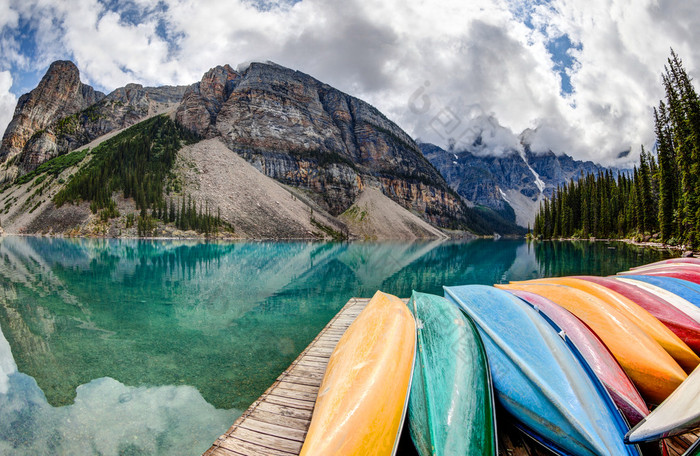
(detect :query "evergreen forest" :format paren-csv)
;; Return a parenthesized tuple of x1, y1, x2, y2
(53, 115, 228, 236)
(533, 51, 700, 248)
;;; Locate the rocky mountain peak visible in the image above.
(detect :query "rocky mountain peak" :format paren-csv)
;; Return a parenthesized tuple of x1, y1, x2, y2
(175, 64, 240, 137)
(420, 141, 616, 228)
(0, 60, 104, 166)
(0, 61, 187, 177)
(0, 59, 523, 235)
(175, 61, 478, 229)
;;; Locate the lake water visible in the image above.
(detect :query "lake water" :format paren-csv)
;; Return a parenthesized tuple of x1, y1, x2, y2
(0, 236, 673, 455)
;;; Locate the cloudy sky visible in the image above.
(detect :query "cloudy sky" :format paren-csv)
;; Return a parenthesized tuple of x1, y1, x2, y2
(0, 0, 698, 165)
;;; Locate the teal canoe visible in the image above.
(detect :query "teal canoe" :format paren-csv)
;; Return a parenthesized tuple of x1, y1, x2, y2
(407, 291, 497, 456)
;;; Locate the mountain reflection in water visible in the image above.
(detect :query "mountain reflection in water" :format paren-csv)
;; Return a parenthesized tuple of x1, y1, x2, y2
(0, 236, 672, 455)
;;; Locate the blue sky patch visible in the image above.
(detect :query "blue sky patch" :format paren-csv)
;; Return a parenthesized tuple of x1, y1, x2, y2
(546, 34, 581, 95)
(509, 0, 581, 96)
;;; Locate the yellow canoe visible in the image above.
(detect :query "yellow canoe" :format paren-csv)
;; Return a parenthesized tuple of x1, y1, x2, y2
(515, 277, 700, 373)
(496, 283, 687, 404)
(299, 291, 416, 456)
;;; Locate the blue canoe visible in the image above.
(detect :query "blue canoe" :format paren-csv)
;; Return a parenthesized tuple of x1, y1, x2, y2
(445, 285, 640, 456)
(407, 291, 497, 455)
(618, 275, 700, 307)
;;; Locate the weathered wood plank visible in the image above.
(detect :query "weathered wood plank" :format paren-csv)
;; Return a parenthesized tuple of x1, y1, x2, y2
(238, 417, 308, 443)
(254, 401, 314, 421)
(274, 381, 318, 394)
(263, 394, 316, 411)
(274, 374, 322, 388)
(219, 427, 301, 454)
(248, 409, 311, 431)
(268, 386, 318, 402)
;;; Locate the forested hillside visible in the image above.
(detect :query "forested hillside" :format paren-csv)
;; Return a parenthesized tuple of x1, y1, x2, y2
(534, 51, 700, 248)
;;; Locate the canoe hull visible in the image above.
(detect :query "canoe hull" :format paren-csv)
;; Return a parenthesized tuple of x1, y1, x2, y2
(496, 282, 687, 405)
(626, 365, 700, 442)
(299, 291, 416, 456)
(631, 258, 700, 269)
(618, 275, 700, 307)
(408, 291, 497, 456)
(509, 289, 649, 426)
(446, 285, 640, 456)
(616, 277, 700, 326)
(513, 277, 699, 373)
(577, 276, 700, 355)
(621, 269, 700, 285)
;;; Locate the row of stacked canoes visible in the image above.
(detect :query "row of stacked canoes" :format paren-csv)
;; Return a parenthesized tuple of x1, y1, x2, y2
(298, 257, 700, 456)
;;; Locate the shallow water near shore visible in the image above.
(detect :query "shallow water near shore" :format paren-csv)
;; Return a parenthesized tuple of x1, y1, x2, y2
(0, 236, 674, 455)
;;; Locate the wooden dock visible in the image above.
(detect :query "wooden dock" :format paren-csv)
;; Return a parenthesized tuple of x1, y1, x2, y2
(203, 297, 368, 456)
(203, 297, 698, 456)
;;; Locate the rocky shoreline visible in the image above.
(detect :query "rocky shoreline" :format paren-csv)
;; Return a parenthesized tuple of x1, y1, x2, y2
(529, 236, 694, 256)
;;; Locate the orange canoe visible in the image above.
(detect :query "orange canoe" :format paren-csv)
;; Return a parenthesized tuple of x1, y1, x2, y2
(515, 277, 699, 373)
(496, 283, 687, 404)
(299, 291, 416, 456)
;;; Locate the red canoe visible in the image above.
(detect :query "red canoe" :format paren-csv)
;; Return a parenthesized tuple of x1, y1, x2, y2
(626, 264, 700, 275)
(630, 258, 700, 269)
(619, 268, 700, 285)
(576, 276, 700, 355)
(508, 289, 649, 426)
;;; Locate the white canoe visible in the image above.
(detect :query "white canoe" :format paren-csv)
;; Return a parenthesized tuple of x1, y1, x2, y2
(626, 365, 700, 442)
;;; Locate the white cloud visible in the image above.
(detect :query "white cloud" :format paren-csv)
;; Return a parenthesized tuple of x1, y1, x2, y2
(0, 1, 19, 29)
(0, 72, 17, 140)
(0, 322, 17, 395)
(0, 0, 699, 165)
(0, 374, 238, 456)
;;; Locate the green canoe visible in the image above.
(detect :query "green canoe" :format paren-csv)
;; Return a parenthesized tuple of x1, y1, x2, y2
(407, 291, 497, 456)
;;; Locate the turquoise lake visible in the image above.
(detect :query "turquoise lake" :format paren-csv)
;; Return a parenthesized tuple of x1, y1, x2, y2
(0, 236, 674, 455)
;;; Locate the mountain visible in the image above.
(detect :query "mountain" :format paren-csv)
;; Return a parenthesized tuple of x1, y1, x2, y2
(0, 60, 523, 239)
(420, 141, 610, 228)
(0, 62, 187, 182)
(0, 61, 105, 181)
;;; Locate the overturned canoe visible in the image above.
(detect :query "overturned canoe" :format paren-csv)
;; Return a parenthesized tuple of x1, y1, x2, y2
(445, 285, 641, 456)
(509, 289, 649, 426)
(496, 283, 686, 404)
(619, 267, 700, 285)
(618, 275, 700, 307)
(512, 277, 699, 373)
(577, 276, 700, 355)
(615, 277, 700, 324)
(631, 258, 700, 269)
(407, 291, 497, 456)
(629, 263, 700, 273)
(299, 291, 416, 456)
(626, 365, 700, 443)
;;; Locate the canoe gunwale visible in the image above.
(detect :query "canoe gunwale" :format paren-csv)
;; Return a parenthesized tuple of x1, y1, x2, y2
(392, 316, 417, 456)
(410, 293, 437, 455)
(409, 290, 499, 455)
(525, 299, 642, 441)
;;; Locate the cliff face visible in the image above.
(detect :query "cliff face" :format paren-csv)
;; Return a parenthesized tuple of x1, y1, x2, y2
(0, 61, 104, 169)
(176, 62, 466, 228)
